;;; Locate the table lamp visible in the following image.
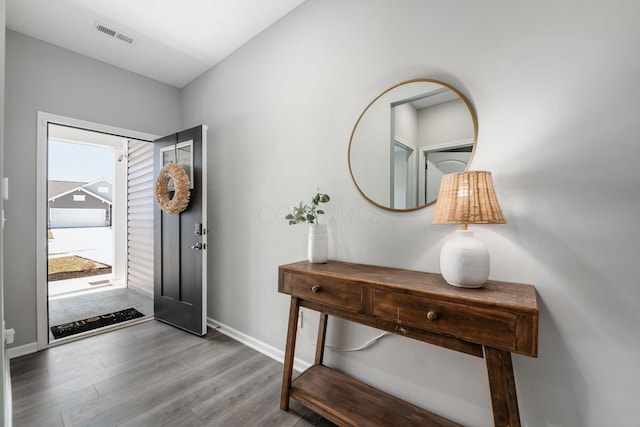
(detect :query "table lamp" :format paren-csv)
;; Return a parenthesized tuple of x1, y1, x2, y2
(432, 171, 506, 288)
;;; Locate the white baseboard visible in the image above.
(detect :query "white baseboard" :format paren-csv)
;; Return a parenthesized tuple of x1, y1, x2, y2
(7, 342, 38, 359)
(207, 317, 311, 373)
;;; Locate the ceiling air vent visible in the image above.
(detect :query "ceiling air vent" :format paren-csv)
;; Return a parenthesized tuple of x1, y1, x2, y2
(96, 23, 116, 37)
(116, 33, 134, 44)
(95, 22, 135, 45)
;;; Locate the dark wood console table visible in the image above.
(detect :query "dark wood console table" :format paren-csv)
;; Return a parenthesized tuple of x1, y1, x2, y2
(278, 260, 538, 427)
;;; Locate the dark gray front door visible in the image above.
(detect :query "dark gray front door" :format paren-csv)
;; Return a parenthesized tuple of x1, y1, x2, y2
(153, 125, 207, 335)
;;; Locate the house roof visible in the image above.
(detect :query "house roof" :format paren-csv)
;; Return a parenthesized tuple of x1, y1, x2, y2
(48, 180, 86, 199)
(48, 179, 113, 205)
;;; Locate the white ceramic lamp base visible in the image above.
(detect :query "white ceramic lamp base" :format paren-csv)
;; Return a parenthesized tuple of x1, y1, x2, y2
(440, 230, 490, 288)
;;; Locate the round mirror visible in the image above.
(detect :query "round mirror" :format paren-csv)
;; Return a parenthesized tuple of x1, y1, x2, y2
(348, 79, 478, 211)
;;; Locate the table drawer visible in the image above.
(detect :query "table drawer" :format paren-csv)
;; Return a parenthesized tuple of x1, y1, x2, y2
(373, 289, 518, 351)
(281, 272, 363, 311)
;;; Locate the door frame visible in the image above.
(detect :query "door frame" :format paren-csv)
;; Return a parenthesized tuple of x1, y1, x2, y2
(391, 138, 416, 209)
(36, 111, 159, 350)
(418, 139, 473, 205)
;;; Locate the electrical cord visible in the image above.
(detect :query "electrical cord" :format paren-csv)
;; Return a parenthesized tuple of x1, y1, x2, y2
(304, 331, 391, 352)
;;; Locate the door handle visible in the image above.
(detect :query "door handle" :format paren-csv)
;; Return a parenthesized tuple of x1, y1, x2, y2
(188, 242, 205, 250)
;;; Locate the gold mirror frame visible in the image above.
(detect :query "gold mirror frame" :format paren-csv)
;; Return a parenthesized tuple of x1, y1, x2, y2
(348, 79, 478, 212)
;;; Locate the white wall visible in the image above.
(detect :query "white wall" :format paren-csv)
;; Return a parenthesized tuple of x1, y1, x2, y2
(3, 30, 181, 347)
(418, 99, 473, 148)
(394, 102, 417, 147)
(182, 0, 640, 425)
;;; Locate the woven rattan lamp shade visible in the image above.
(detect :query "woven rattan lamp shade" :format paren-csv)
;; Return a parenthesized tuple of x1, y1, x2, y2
(432, 171, 506, 226)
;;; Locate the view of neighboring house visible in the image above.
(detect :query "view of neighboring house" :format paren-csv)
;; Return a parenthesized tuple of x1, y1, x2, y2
(47, 179, 113, 228)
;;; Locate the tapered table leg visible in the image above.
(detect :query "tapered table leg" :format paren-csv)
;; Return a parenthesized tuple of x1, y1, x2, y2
(484, 346, 521, 427)
(314, 313, 328, 365)
(280, 297, 300, 410)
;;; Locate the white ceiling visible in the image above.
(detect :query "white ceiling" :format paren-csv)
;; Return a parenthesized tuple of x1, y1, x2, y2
(48, 124, 126, 149)
(6, 0, 306, 88)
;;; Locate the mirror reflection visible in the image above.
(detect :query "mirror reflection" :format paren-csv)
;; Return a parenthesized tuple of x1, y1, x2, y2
(349, 79, 477, 211)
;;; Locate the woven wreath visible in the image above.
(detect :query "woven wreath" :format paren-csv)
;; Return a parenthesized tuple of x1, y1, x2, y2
(154, 163, 191, 215)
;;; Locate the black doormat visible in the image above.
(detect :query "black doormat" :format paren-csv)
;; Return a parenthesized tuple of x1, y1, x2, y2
(50, 308, 145, 339)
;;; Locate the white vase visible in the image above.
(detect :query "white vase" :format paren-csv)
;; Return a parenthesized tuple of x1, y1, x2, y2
(439, 229, 490, 288)
(308, 223, 328, 263)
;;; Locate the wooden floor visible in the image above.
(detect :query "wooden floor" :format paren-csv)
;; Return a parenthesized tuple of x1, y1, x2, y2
(11, 320, 335, 427)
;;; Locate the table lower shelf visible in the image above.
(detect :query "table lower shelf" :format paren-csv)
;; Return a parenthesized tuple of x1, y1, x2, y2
(289, 364, 462, 427)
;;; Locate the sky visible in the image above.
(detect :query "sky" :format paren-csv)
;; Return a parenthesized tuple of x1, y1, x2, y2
(48, 139, 114, 182)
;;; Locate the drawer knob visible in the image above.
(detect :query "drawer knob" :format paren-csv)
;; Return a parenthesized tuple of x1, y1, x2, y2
(426, 311, 438, 321)
(311, 285, 321, 293)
